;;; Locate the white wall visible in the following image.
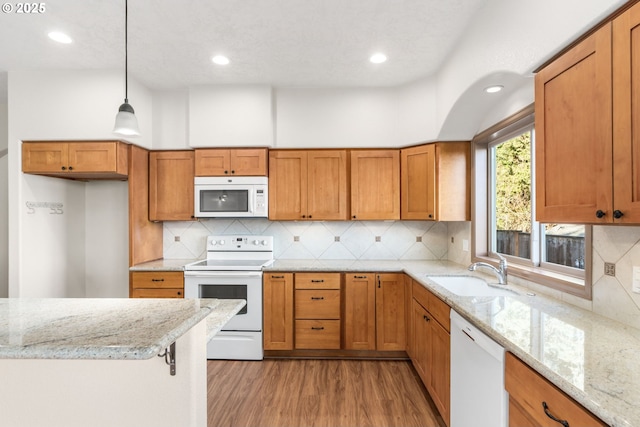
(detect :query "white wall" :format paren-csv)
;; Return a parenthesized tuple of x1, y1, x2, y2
(152, 89, 189, 149)
(0, 102, 8, 298)
(85, 181, 129, 298)
(189, 85, 273, 147)
(8, 69, 152, 297)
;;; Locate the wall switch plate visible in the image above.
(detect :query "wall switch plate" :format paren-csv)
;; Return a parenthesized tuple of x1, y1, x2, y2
(604, 262, 616, 276)
(462, 239, 469, 251)
(633, 267, 640, 294)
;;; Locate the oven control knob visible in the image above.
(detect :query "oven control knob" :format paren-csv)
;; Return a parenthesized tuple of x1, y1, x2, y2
(253, 240, 260, 245)
(209, 240, 217, 246)
(261, 240, 268, 246)
(218, 240, 225, 246)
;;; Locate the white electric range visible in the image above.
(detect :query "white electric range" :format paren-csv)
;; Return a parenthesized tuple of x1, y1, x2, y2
(184, 235, 273, 360)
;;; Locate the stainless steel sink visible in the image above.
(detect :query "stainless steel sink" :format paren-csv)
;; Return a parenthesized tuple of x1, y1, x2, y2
(425, 275, 518, 297)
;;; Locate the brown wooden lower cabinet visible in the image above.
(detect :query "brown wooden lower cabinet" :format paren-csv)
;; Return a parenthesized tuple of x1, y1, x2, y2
(130, 271, 184, 298)
(294, 273, 341, 350)
(410, 280, 450, 426)
(263, 273, 294, 350)
(505, 352, 606, 427)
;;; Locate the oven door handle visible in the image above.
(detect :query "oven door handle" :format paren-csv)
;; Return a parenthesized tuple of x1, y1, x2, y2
(184, 271, 263, 278)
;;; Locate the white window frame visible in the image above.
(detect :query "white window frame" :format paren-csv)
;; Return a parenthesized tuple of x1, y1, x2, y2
(472, 104, 592, 299)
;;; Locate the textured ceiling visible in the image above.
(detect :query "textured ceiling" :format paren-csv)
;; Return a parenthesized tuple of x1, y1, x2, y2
(0, 0, 486, 93)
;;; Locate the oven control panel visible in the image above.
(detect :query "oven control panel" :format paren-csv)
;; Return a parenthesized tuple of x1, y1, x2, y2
(206, 235, 273, 251)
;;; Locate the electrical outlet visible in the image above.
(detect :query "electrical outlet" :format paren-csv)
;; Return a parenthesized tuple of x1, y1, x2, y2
(293, 236, 300, 242)
(174, 236, 180, 242)
(462, 239, 469, 251)
(334, 236, 340, 242)
(375, 236, 381, 242)
(633, 266, 640, 294)
(416, 236, 422, 242)
(604, 262, 616, 277)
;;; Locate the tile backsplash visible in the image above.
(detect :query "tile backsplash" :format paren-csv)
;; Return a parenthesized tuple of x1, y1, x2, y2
(164, 219, 454, 261)
(164, 219, 640, 329)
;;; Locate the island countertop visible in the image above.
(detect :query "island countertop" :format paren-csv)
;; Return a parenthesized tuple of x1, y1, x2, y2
(0, 298, 245, 360)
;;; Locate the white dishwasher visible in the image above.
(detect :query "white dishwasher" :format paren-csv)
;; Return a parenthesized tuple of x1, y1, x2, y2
(450, 310, 507, 427)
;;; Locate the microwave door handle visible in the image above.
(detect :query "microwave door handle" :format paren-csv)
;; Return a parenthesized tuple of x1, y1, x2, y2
(248, 188, 253, 214)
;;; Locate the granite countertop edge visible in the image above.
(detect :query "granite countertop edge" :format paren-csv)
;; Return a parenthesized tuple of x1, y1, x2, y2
(0, 298, 245, 361)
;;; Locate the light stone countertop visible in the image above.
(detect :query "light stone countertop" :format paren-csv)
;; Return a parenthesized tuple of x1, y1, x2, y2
(132, 257, 639, 426)
(0, 298, 245, 360)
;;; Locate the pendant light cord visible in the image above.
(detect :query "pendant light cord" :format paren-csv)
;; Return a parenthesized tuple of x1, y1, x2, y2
(124, 0, 129, 103)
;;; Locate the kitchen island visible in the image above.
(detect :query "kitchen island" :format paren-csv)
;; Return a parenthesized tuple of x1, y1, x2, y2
(0, 297, 245, 427)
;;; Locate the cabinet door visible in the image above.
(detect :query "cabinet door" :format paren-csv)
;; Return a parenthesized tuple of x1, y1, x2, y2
(505, 352, 606, 427)
(350, 150, 400, 220)
(269, 150, 308, 220)
(613, 2, 640, 223)
(149, 151, 195, 221)
(401, 145, 435, 220)
(263, 273, 294, 350)
(307, 150, 348, 220)
(535, 24, 613, 223)
(22, 142, 67, 172)
(67, 142, 120, 173)
(231, 148, 267, 176)
(375, 273, 406, 351)
(429, 319, 450, 426)
(411, 299, 431, 385)
(194, 149, 230, 176)
(343, 273, 376, 350)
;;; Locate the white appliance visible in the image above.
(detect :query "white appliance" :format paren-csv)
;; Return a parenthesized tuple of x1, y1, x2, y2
(194, 176, 268, 218)
(450, 310, 507, 427)
(184, 235, 273, 360)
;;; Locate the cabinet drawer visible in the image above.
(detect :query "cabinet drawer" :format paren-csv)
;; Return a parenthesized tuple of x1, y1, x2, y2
(295, 320, 341, 349)
(295, 290, 340, 319)
(131, 288, 184, 298)
(295, 273, 341, 289)
(505, 353, 606, 427)
(428, 292, 450, 332)
(131, 271, 183, 289)
(412, 280, 430, 311)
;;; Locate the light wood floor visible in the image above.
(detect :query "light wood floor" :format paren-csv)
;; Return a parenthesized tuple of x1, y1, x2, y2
(207, 359, 445, 427)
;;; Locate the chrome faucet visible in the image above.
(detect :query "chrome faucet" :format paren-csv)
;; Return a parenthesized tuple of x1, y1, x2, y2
(468, 254, 508, 285)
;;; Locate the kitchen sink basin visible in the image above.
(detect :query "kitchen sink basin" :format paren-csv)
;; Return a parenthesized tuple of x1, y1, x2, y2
(425, 275, 518, 297)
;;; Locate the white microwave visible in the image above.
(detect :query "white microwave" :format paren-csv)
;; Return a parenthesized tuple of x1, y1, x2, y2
(194, 176, 268, 218)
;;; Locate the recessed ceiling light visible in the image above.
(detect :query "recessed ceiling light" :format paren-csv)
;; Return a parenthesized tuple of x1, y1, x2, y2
(484, 85, 504, 93)
(212, 55, 230, 65)
(369, 53, 387, 64)
(48, 31, 72, 44)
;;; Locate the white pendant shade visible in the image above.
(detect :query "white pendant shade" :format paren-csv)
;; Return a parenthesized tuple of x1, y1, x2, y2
(113, 102, 140, 137)
(113, 0, 140, 138)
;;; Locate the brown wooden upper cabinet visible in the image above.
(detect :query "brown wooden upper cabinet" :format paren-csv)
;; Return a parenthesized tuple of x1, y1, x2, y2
(536, 2, 640, 223)
(194, 148, 267, 176)
(22, 141, 128, 180)
(269, 150, 348, 220)
(401, 142, 470, 221)
(350, 149, 400, 220)
(149, 150, 195, 221)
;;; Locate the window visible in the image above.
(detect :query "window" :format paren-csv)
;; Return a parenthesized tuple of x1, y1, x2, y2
(473, 105, 592, 298)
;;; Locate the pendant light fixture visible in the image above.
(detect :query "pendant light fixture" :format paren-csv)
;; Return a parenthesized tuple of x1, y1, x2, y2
(113, 0, 140, 137)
